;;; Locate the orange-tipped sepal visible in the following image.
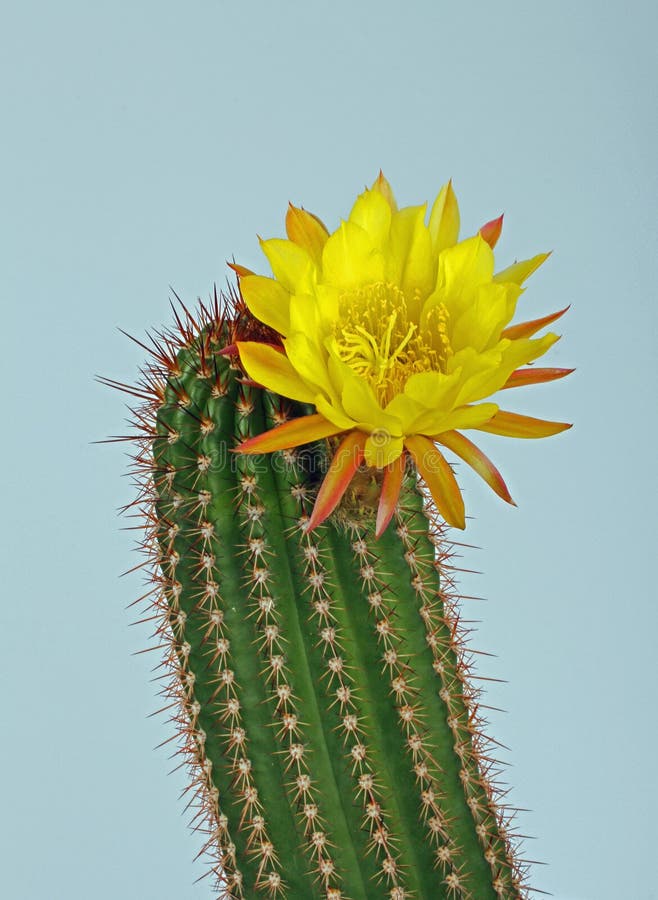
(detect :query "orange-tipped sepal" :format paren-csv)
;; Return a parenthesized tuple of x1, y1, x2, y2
(475, 410, 572, 438)
(236, 414, 345, 455)
(219, 340, 284, 358)
(372, 170, 398, 211)
(375, 453, 406, 538)
(405, 435, 465, 529)
(479, 214, 504, 249)
(501, 305, 570, 340)
(307, 431, 367, 531)
(436, 430, 514, 505)
(502, 367, 575, 389)
(227, 261, 255, 278)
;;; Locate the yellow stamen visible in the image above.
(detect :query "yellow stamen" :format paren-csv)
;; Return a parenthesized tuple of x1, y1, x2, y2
(335, 282, 452, 403)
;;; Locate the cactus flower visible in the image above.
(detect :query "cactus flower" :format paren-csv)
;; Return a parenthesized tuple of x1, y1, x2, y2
(237, 174, 571, 534)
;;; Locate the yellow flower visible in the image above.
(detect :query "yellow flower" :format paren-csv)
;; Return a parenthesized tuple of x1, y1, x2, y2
(236, 173, 572, 534)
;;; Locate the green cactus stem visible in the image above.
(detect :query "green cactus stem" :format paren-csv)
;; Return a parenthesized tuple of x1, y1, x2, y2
(110, 292, 531, 899)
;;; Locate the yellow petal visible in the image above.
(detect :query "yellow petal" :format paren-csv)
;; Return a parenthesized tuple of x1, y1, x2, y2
(325, 341, 387, 413)
(364, 432, 404, 468)
(402, 369, 462, 409)
(428, 180, 460, 253)
(438, 234, 494, 295)
(240, 274, 291, 337)
(321, 220, 385, 288)
(405, 435, 465, 529)
(237, 341, 316, 403)
(341, 372, 402, 435)
(314, 283, 340, 330)
(260, 237, 316, 293)
(285, 204, 329, 265)
(288, 292, 320, 340)
(388, 204, 434, 298)
(325, 342, 351, 394)
(314, 394, 357, 430)
(450, 283, 512, 353)
(371, 170, 398, 211)
(499, 332, 560, 369)
(383, 391, 427, 433)
(474, 409, 572, 438)
(348, 187, 392, 248)
(494, 252, 550, 286)
(419, 401, 498, 437)
(454, 333, 559, 405)
(284, 331, 337, 402)
(449, 348, 502, 405)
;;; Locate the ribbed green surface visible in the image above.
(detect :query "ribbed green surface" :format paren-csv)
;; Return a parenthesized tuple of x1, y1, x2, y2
(149, 332, 520, 899)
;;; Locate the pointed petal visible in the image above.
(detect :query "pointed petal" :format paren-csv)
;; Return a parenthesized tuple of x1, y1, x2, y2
(405, 435, 465, 529)
(260, 237, 315, 293)
(322, 220, 385, 288)
(218, 340, 283, 358)
(285, 330, 336, 401)
(240, 274, 291, 336)
(371, 170, 398, 211)
(376, 454, 406, 538)
(494, 252, 550, 285)
(437, 234, 494, 297)
(428, 180, 460, 252)
(479, 214, 504, 249)
(502, 305, 570, 340)
(285, 204, 329, 265)
(348, 187, 392, 248)
(411, 401, 498, 439)
(340, 370, 401, 435)
(390, 204, 434, 297)
(501, 367, 575, 389)
(237, 414, 345, 454)
(237, 341, 316, 403)
(228, 261, 254, 278)
(307, 431, 367, 530)
(474, 410, 572, 438)
(436, 430, 514, 505)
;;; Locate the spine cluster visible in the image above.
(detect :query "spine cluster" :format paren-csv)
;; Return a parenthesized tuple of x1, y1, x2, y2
(109, 294, 534, 899)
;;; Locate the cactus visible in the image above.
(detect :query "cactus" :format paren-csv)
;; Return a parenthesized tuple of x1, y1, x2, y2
(110, 175, 571, 899)
(109, 292, 531, 899)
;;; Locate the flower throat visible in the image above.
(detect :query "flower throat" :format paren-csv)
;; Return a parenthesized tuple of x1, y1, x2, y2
(334, 281, 452, 404)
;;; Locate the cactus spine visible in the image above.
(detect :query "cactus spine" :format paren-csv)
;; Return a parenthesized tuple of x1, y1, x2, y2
(115, 292, 531, 899)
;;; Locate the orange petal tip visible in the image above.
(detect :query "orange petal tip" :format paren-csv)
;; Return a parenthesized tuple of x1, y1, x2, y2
(502, 366, 575, 389)
(476, 410, 573, 439)
(227, 261, 253, 278)
(375, 455, 406, 538)
(307, 431, 367, 532)
(236, 414, 345, 456)
(502, 305, 570, 341)
(405, 435, 466, 530)
(479, 214, 504, 249)
(436, 430, 515, 507)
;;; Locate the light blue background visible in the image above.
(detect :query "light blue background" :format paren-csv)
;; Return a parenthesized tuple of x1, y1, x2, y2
(2, 2, 656, 898)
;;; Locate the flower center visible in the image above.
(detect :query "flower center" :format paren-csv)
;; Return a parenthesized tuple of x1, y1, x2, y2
(334, 282, 451, 404)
